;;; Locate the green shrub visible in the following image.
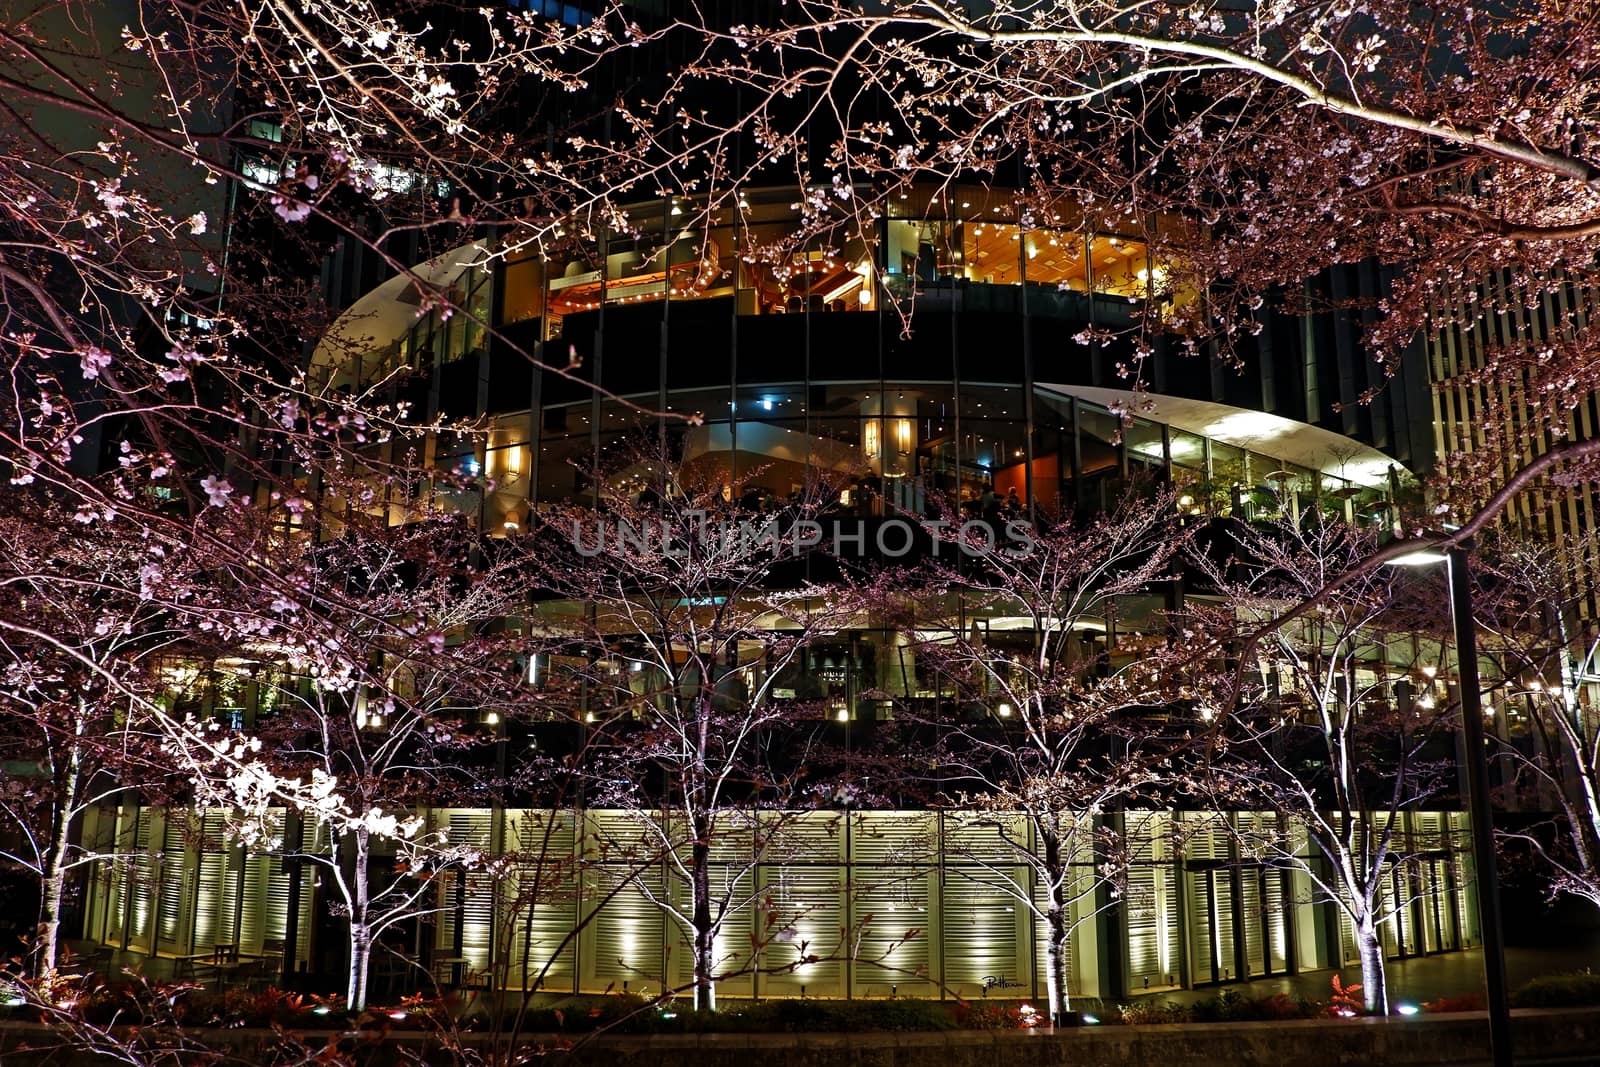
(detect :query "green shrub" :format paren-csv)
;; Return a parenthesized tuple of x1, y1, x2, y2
(1189, 988, 1248, 1022)
(1118, 999, 1190, 1025)
(1183, 989, 1321, 1024)
(1513, 971, 1600, 1008)
(950, 999, 1033, 1030)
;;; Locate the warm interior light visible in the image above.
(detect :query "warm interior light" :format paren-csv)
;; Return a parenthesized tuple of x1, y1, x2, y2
(997, 702, 1013, 717)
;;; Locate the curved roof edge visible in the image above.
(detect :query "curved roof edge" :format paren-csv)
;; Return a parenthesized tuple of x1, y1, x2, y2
(312, 240, 489, 372)
(1040, 384, 1409, 489)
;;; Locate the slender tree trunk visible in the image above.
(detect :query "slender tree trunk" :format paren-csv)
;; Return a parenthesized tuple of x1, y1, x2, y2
(346, 831, 372, 1011)
(691, 824, 715, 1012)
(36, 758, 79, 980)
(348, 918, 372, 1012)
(1356, 918, 1388, 1015)
(1041, 831, 1072, 1022)
(1044, 911, 1071, 1021)
(37, 835, 69, 979)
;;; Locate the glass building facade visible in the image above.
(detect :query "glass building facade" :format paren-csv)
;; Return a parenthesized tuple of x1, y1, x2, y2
(84, 805, 1476, 1001)
(310, 185, 1413, 538)
(78, 185, 1477, 1002)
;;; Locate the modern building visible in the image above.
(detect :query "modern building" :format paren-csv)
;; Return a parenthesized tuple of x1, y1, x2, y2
(77, 182, 1487, 1003)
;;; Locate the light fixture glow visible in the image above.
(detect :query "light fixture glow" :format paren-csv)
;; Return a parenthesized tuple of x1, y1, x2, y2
(1386, 550, 1450, 567)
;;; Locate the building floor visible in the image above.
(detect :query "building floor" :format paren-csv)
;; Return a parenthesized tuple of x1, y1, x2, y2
(1127, 943, 1600, 1010)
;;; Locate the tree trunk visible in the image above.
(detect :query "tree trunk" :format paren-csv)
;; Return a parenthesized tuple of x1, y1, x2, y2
(37, 845, 67, 980)
(1042, 832, 1072, 1023)
(691, 828, 716, 1012)
(348, 919, 372, 1012)
(1356, 920, 1388, 1015)
(1044, 911, 1071, 1021)
(346, 831, 372, 1011)
(36, 758, 79, 980)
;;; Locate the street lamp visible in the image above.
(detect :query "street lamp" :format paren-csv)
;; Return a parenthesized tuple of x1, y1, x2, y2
(1387, 543, 1510, 1067)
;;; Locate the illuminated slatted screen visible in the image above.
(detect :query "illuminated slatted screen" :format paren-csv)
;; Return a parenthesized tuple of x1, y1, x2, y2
(760, 865, 846, 997)
(156, 812, 187, 952)
(759, 812, 847, 998)
(1124, 813, 1180, 991)
(849, 812, 935, 997)
(586, 811, 667, 993)
(433, 810, 495, 981)
(941, 812, 1027, 998)
(502, 809, 578, 991)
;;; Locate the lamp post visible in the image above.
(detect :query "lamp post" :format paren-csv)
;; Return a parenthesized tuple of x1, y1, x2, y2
(1387, 543, 1511, 1067)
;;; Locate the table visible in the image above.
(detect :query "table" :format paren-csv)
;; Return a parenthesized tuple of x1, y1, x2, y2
(431, 955, 468, 987)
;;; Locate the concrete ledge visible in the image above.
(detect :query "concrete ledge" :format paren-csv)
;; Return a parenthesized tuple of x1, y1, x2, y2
(3, 1007, 1598, 1066)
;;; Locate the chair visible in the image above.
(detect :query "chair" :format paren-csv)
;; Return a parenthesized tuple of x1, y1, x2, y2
(243, 939, 285, 991)
(430, 955, 467, 988)
(460, 965, 495, 992)
(371, 944, 416, 998)
(194, 943, 241, 988)
(66, 942, 113, 975)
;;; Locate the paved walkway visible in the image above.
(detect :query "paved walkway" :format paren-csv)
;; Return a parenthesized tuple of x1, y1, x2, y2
(1127, 944, 1600, 1009)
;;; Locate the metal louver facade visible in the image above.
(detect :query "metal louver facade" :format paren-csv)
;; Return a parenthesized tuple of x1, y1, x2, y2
(84, 805, 1478, 1001)
(1122, 813, 1181, 992)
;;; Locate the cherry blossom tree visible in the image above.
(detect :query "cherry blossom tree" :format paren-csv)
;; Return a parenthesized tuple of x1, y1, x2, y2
(174, 505, 545, 1012)
(865, 492, 1202, 1022)
(511, 455, 861, 1012)
(1471, 536, 1600, 919)
(0, 504, 201, 979)
(1191, 515, 1460, 1015)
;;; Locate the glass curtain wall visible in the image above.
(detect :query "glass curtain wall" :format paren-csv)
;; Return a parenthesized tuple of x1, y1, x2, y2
(85, 805, 1477, 1000)
(357, 188, 1397, 530)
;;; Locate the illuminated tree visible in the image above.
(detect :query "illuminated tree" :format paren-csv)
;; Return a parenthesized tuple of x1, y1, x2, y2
(513, 457, 860, 1012)
(175, 503, 545, 1012)
(0, 505, 195, 979)
(1192, 516, 1460, 1015)
(868, 492, 1201, 1022)
(1472, 536, 1600, 920)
